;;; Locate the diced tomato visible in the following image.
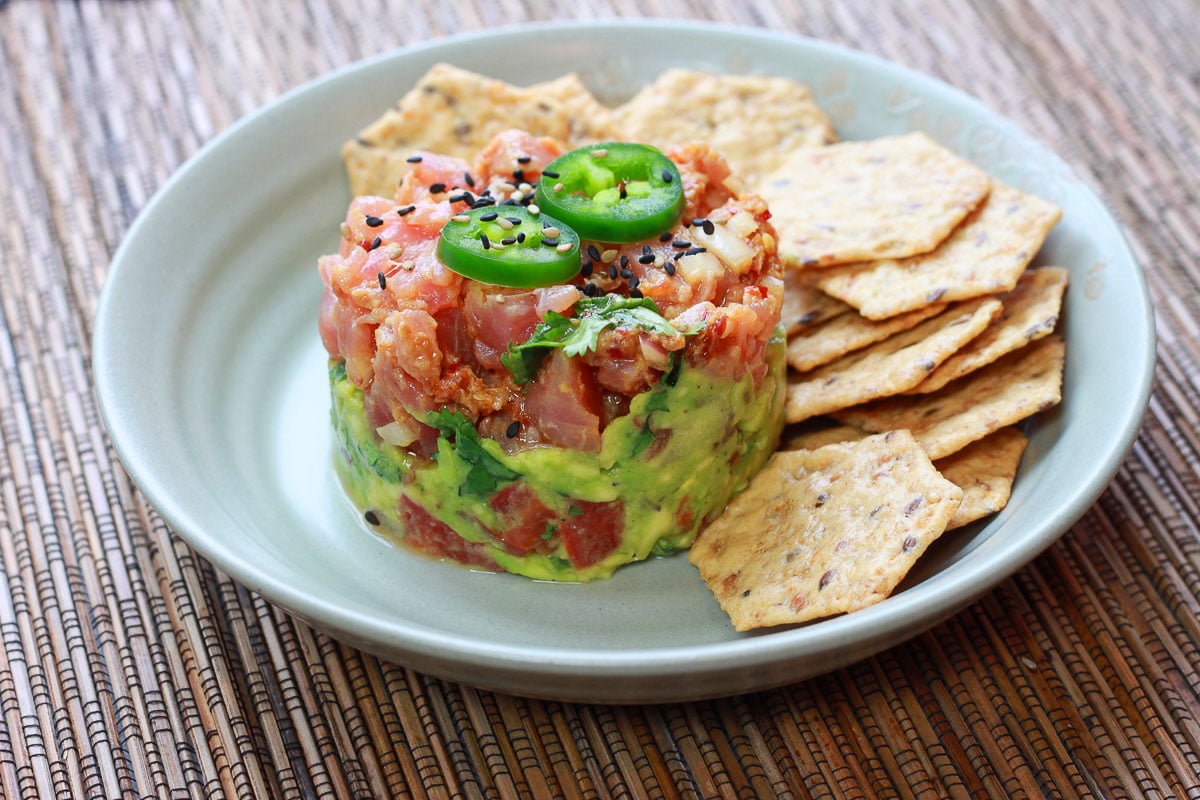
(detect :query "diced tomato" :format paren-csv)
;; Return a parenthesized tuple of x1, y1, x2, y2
(559, 500, 624, 569)
(397, 496, 498, 569)
(488, 482, 556, 555)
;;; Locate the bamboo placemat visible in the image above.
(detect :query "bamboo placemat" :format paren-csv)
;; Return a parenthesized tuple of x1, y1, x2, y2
(3, 0, 1199, 796)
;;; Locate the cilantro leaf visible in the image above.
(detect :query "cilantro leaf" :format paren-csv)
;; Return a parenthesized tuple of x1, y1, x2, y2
(500, 295, 701, 384)
(428, 409, 519, 499)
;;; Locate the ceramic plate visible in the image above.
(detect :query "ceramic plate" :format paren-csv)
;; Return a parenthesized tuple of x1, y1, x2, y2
(93, 20, 1154, 703)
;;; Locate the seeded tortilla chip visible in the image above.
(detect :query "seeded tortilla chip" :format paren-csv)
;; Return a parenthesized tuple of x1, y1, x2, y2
(834, 336, 1065, 459)
(613, 70, 836, 188)
(527, 73, 623, 144)
(342, 64, 605, 197)
(781, 268, 852, 334)
(815, 181, 1062, 319)
(936, 427, 1029, 530)
(907, 267, 1068, 393)
(785, 297, 1002, 423)
(780, 423, 865, 451)
(689, 431, 963, 630)
(787, 302, 947, 373)
(761, 133, 991, 268)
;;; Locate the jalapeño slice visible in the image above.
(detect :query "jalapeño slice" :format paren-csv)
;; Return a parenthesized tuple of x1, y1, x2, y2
(437, 206, 581, 288)
(533, 143, 685, 243)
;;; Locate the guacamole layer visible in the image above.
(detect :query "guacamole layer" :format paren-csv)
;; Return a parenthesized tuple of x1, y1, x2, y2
(330, 334, 786, 582)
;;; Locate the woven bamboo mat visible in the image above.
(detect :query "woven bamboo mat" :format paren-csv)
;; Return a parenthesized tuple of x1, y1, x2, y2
(3, 0, 1199, 796)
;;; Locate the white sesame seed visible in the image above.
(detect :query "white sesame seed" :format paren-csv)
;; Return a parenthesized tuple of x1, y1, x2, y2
(518, 182, 533, 193)
(451, 214, 470, 223)
(556, 242, 572, 253)
(601, 249, 618, 263)
(510, 190, 525, 202)
(553, 182, 564, 193)
(401, 260, 415, 271)
(528, 204, 540, 215)
(542, 226, 561, 238)
(491, 242, 506, 251)
(339, 222, 351, 239)
(497, 181, 516, 193)
(497, 217, 515, 230)
(590, 148, 609, 159)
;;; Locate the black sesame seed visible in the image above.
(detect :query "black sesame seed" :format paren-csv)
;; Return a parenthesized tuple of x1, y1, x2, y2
(397, 204, 416, 216)
(541, 237, 559, 247)
(406, 155, 423, 163)
(516, 155, 532, 164)
(365, 215, 383, 227)
(377, 272, 387, 290)
(512, 168, 526, 183)
(703, 220, 715, 235)
(480, 233, 491, 250)
(368, 236, 382, 250)
(607, 264, 618, 280)
(505, 421, 521, 438)
(659, 231, 673, 242)
(506, 216, 523, 225)
(471, 198, 495, 209)
(672, 240, 691, 249)
(629, 288, 643, 299)
(587, 245, 602, 261)
(618, 183, 627, 199)
(480, 211, 499, 221)
(582, 283, 599, 297)
(500, 198, 519, 206)
(620, 255, 629, 268)
(664, 262, 676, 276)
(619, 267, 633, 279)
(448, 192, 472, 204)
(685, 246, 708, 256)
(429, 182, 446, 194)
(628, 276, 640, 289)
(541, 169, 560, 179)
(581, 261, 594, 278)
(463, 171, 476, 187)
(638, 253, 655, 265)
(364, 510, 381, 525)
(691, 218, 707, 227)
(661, 169, 673, 183)
(516, 232, 526, 244)
(501, 236, 517, 246)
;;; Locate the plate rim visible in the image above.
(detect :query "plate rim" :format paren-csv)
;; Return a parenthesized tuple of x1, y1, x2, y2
(93, 18, 1157, 700)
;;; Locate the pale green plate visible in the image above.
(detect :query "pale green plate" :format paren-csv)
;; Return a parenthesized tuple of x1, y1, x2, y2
(93, 20, 1154, 703)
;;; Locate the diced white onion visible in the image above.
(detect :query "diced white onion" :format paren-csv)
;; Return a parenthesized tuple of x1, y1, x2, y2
(675, 251, 725, 286)
(377, 421, 419, 446)
(726, 211, 759, 238)
(691, 224, 756, 274)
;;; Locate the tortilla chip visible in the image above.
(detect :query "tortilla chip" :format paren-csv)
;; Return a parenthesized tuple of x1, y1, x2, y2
(781, 267, 852, 334)
(787, 302, 947, 373)
(342, 64, 606, 197)
(834, 336, 1065, 459)
(785, 297, 1002, 423)
(613, 69, 836, 188)
(761, 133, 991, 268)
(907, 267, 1068, 393)
(936, 427, 1029, 530)
(527, 73, 623, 144)
(780, 423, 865, 451)
(689, 431, 963, 630)
(815, 181, 1062, 319)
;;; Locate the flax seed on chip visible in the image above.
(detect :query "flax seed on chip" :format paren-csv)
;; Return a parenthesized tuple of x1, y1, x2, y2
(834, 335, 1065, 459)
(907, 267, 1068, 394)
(936, 427, 1029, 530)
(342, 64, 611, 197)
(689, 431, 963, 630)
(787, 302, 947, 373)
(781, 267, 852, 334)
(785, 296, 1002, 423)
(761, 132, 991, 268)
(613, 69, 836, 189)
(815, 181, 1062, 320)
